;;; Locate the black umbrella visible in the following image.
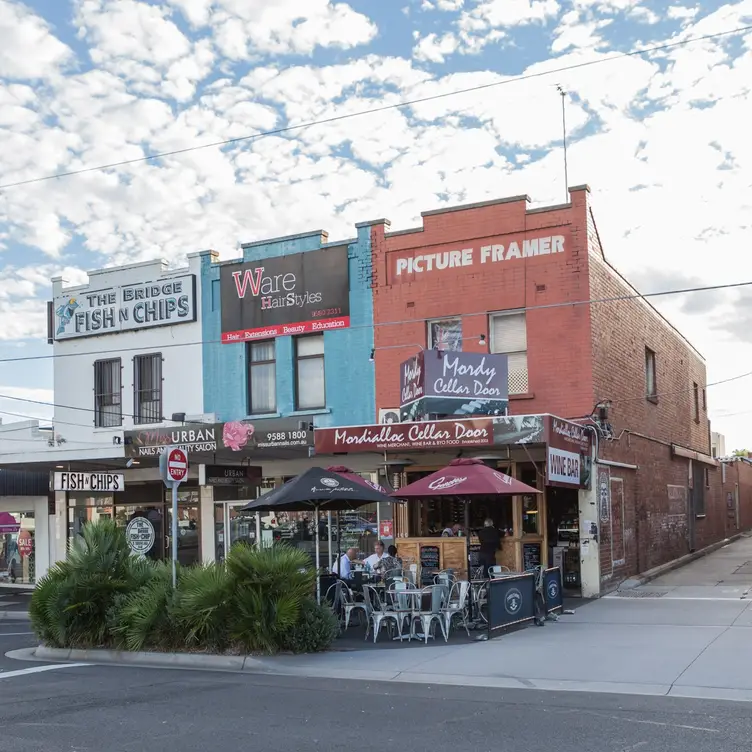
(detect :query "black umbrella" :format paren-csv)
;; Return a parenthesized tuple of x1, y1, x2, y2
(242, 467, 396, 602)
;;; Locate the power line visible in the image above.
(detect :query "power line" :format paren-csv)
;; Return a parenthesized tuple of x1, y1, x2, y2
(2, 278, 748, 365)
(609, 370, 752, 406)
(0, 25, 750, 193)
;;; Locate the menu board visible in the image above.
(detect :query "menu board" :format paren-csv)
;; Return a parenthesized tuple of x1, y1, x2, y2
(420, 545, 440, 585)
(523, 542, 541, 571)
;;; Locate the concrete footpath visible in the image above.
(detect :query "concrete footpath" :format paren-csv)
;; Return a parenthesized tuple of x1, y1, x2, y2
(14, 536, 752, 703)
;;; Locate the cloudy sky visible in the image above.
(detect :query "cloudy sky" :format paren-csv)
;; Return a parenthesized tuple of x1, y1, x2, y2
(0, 0, 750, 450)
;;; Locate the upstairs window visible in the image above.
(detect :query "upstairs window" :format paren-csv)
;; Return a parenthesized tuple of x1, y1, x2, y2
(248, 341, 276, 415)
(133, 353, 162, 425)
(94, 359, 122, 427)
(428, 318, 462, 351)
(295, 334, 325, 410)
(490, 312, 529, 395)
(693, 382, 700, 422)
(645, 348, 657, 401)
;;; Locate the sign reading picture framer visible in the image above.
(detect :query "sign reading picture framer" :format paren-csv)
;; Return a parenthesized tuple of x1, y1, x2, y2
(545, 416, 592, 489)
(220, 246, 350, 343)
(51, 275, 196, 340)
(400, 350, 509, 421)
(390, 232, 568, 283)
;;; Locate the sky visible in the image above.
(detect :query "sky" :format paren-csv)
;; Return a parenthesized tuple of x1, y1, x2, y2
(0, 0, 750, 451)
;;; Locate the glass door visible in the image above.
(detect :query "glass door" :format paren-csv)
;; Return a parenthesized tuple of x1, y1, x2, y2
(214, 502, 259, 562)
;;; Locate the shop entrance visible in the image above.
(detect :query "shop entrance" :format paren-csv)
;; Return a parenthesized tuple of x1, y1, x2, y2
(546, 485, 582, 595)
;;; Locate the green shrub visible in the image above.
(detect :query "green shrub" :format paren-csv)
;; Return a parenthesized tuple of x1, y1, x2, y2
(30, 519, 155, 648)
(171, 562, 233, 651)
(110, 562, 178, 652)
(279, 598, 338, 654)
(226, 543, 315, 654)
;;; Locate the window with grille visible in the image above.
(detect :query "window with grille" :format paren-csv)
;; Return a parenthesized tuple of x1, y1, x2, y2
(133, 354, 162, 425)
(294, 334, 325, 410)
(427, 318, 462, 351)
(247, 340, 276, 414)
(490, 312, 528, 394)
(94, 359, 122, 427)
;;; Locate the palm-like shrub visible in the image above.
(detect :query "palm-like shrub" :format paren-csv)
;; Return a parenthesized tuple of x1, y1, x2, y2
(226, 543, 315, 653)
(30, 519, 154, 648)
(171, 562, 233, 651)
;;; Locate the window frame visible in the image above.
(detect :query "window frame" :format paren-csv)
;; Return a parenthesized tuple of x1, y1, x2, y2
(133, 353, 163, 426)
(489, 310, 529, 395)
(294, 334, 326, 411)
(645, 347, 658, 403)
(247, 340, 277, 415)
(427, 317, 463, 351)
(93, 358, 122, 428)
(693, 382, 700, 423)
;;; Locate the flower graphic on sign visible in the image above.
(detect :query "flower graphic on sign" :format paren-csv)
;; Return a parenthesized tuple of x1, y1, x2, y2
(223, 421, 254, 452)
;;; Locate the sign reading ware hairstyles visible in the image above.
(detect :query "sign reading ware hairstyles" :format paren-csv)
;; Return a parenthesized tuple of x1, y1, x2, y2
(220, 246, 350, 342)
(51, 275, 196, 340)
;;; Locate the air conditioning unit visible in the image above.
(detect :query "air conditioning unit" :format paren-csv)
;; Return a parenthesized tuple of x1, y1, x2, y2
(378, 408, 400, 424)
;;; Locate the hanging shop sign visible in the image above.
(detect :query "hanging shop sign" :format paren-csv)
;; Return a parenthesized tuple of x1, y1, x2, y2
(390, 231, 568, 283)
(544, 416, 592, 489)
(53, 472, 125, 492)
(50, 275, 196, 340)
(125, 419, 313, 457)
(400, 350, 509, 421)
(220, 245, 350, 342)
(202, 465, 262, 486)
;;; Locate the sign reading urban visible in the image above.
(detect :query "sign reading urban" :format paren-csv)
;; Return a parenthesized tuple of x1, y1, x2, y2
(220, 246, 350, 342)
(53, 472, 125, 492)
(51, 275, 196, 340)
(391, 234, 566, 281)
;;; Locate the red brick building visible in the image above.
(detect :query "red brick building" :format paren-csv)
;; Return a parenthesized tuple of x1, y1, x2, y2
(361, 185, 741, 593)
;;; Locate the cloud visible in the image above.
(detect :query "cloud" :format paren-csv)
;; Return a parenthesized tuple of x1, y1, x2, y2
(0, 0, 71, 79)
(625, 268, 730, 315)
(0, 386, 54, 425)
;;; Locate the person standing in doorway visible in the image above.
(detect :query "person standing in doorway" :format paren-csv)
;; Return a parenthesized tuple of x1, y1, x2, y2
(477, 518, 501, 576)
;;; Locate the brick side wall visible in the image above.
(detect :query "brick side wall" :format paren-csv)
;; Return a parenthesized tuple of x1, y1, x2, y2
(587, 208, 710, 453)
(371, 189, 595, 419)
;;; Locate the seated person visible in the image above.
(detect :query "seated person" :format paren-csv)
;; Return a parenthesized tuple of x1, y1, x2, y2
(374, 545, 402, 575)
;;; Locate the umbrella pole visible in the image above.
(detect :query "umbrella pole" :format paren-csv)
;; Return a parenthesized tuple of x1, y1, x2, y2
(464, 499, 471, 580)
(327, 511, 333, 572)
(315, 505, 321, 605)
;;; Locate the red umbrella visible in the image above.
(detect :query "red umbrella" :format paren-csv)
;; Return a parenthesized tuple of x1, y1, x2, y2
(325, 466, 388, 494)
(0, 512, 20, 534)
(391, 458, 540, 498)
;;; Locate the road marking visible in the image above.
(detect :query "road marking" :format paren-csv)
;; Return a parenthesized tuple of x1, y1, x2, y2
(0, 663, 90, 679)
(0, 631, 34, 636)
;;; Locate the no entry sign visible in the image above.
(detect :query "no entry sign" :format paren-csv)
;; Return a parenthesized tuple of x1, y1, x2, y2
(166, 447, 188, 483)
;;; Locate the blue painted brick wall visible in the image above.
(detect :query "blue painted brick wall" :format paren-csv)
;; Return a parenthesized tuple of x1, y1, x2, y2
(200, 226, 375, 428)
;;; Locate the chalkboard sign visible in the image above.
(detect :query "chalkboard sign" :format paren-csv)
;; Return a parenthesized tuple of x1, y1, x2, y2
(523, 542, 541, 571)
(420, 545, 440, 585)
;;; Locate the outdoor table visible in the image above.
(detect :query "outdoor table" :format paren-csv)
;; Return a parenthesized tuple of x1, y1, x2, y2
(387, 587, 446, 642)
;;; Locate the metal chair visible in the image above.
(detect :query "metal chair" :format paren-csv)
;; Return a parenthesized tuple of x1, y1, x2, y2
(363, 585, 403, 643)
(410, 584, 448, 644)
(489, 565, 512, 579)
(441, 580, 471, 639)
(328, 580, 368, 630)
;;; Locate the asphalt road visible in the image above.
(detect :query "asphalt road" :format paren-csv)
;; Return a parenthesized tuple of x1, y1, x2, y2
(1, 625, 752, 752)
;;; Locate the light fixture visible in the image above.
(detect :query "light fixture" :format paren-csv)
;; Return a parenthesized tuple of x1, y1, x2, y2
(55, 465, 64, 469)
(479, 333, 486, 346)
(369, 348, 375, 361)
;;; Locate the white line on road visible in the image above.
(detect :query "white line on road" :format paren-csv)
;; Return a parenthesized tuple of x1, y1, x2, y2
(0, 663, 90, 680)
(0, 632, 34, 636)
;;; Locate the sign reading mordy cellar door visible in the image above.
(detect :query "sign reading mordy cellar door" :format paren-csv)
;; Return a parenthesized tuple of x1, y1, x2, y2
(220, 246, 350, 342)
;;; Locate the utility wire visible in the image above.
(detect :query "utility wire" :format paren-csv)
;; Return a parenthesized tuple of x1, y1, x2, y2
(0, 25, 750, 192)
(2, 278, 748, 365)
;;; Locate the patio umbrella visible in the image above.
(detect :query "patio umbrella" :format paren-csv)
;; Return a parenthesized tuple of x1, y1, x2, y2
(241, 467, 395, 602)
(391, 458, 541, 578)
(0, 512, 20, 535)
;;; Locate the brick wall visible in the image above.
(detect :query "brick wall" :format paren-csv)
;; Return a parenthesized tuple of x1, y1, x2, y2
(721, 459, 752, 537)
(371, 189, 595, 419)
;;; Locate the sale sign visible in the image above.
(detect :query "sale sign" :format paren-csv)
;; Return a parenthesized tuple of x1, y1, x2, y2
(17, 530, 33, 558)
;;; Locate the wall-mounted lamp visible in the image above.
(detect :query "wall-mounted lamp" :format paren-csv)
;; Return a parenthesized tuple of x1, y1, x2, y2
(479, 333, 486, 346)
(369, 348, 375, 361)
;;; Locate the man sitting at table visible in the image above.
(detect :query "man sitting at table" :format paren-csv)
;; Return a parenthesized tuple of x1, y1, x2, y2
(374, 545, 402, 575)
(362, 540, 385, 570)
(332, 548, 357, 580)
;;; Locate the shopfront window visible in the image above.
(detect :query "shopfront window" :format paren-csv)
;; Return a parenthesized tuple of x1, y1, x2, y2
(68, 494, 115, 546)
(164, 488, 200, 567)
(0, 512, 35, 585)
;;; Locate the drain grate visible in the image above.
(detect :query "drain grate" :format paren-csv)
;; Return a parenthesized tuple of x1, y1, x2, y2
(615, 590, 669, 598)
